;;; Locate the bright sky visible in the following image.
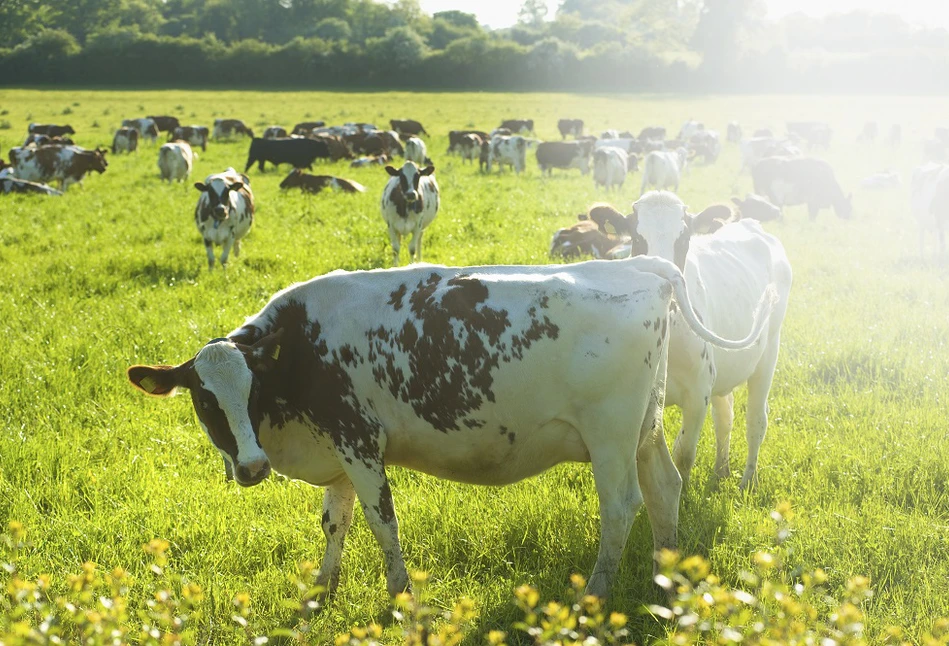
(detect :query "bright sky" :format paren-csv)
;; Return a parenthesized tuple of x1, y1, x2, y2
(416, 0, 949, 30)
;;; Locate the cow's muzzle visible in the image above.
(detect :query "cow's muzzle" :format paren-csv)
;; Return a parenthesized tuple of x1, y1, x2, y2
(234, 459, 271, 487)
(405, 191, 418, 203)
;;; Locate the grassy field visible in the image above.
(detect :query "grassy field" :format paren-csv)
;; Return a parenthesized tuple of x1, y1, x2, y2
(2, 89, 949, 643)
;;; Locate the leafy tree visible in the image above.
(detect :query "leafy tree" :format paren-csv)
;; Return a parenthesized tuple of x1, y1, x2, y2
(310, 17, 352, 41)
(518, 0, 548, 28)
(432, 10, 479, 30)
(365, 25, 428, 71)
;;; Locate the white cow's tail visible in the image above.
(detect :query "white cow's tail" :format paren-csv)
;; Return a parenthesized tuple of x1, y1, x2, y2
(630, 256, 777, 351)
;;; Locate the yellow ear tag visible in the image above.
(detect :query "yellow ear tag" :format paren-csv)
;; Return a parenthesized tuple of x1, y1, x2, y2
(271, 345, 281, 361)
(605, 222, 617, 235)
(140, 376, 157, 393)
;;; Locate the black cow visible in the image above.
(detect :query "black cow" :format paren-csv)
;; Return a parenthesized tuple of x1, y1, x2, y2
(148, 116, 181, 133)
(291, 121, 326, 136)
(447, 129, 489, 155)
(557, 119, 584, 139)
(535, 141, 592, 175)
(389, 119, 428, 137)
(28, 124, 75, 137)
(638, 126, 666, 141)
(752, 157, 851, 220)
(245, 137, 332, 172)
(500, 119, 533, 134)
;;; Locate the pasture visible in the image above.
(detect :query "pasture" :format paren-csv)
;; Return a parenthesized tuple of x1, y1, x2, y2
(1, 89, 949, 643)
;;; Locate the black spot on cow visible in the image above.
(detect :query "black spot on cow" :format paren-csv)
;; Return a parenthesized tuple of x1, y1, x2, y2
(329, 523, 337, 535)
(377, 479, 395, 524)
(322, 510, 330, 525)
(388, 284, 407, 310)
(507, 432, 516, 444)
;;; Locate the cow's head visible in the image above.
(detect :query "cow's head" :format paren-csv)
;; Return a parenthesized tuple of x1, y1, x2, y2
(62, 125, 76, 135)
(127, 330, 284, 486)
(386, 162, 434, 206)
(279, 168, 304, 190)
(195, 176, 244, 221)
(91, 148, 109, 173)
(591, 191, 695, 270)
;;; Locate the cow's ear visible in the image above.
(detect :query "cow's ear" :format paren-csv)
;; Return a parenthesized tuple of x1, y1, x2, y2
(731, 197, 743, 208)
(588, 203, 630, 236)
(684, 207, 698, 233)
(127, 363, 189, 397)
(228, 182, 243, 192)
(245, 328, 284, 373)
(385, 166, 399, 177)
(420, 165, 435, 176)
(194, 182, 207, 192)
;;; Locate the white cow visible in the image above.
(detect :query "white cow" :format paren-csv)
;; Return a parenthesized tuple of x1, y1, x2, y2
(590, 191, 792, 488)
(641, 148, 688, 195)
(594, 138, 638, 153)
(678, 120, 704, 141)
(158, 141, 194, 183)
(404, 136, 428, 165)
(593, 147, 627, 191)
(194, 168, 255, 270)
(488, 135, 528, 174)
(910, 163, 949, 258)
(381, 161, 440, 265)
(127, 254, 767, 599)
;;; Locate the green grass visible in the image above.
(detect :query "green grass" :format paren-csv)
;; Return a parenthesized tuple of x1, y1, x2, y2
(2, 89, 949, 643)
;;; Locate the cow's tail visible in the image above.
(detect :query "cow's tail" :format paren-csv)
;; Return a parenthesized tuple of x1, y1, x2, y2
(629, 256, 776, 351)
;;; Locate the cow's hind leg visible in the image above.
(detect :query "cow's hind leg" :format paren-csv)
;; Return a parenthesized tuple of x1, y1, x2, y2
(711, 393, 735, 479)
(316, 478, 357, 595)
(740, 336, 781, 489)
(637, 392, 681, 580)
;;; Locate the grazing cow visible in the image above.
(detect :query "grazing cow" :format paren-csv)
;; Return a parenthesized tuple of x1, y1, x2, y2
(640, 148, 688, 195)
(491, 128, 513, 138)
(380, 162, 439, 265)
(731, 194, 781, 222)
(858, 122, 879, 143)
(126, 246, 767, 599)
(27, 124, 75, 137)
(595, 138, 640, 154)
(786, 122, 832, 149)
(638, 126, 666, 141)
(726, 122, 742, 143)
(291, 121, 326, 136)
(535, 141, 591, 175)
(601, 130, 620, 140)
(122, 118, 160, 143)
(677, 120, 704, 141)
(214, 119, 254, 140)
(752, 157, 852, 220)
(350, 155, 389, 168)
(593, 147, 627, 191)
(171, 126, 209, 152)
(590, 191, 791, 488)
(264, 126, 288, 140)
(24, 133, 74, 147)
(886, 124, 902, 148)
(112, 127, 139, 154)
(558, 119, 584, 139)
(688, 131, 721, 164)
(404, 137, 428, 165)
(377, 131, 405, 157)
(194, 168, 254, 270)
(279, 169, 365, 194)
(389, 119, 428, 137)
(309, 134, 354, 162)
(860, 171, 901, 190)
(549, 204, 631, 259)
(1, 174, 63, 196)
(910, 163, 949, 258)
(488, 135, 528, 174)
(459, 134, 483, 164)
(245, 137, 331, 172)
(740, 137, 800, 173)
(158, 141, 194, 183)
(447, 130, 489, 155)
(500, 119, 534, 134)
(148, 116, 181, 133)
(9, 145, 108, 191)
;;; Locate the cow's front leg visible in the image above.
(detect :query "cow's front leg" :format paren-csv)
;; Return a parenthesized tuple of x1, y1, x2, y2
(409, 228, 425, 263)
(341, 459, 409, 596)
(204, 239, 215, 270)
(233, 238, 241, 258)
(316, 478, 357, 595)
(388, 225, 402, 266)
(219, 236, 235, 268)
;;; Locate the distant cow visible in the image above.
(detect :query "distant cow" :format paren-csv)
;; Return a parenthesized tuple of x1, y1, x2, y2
(786, 122, 832, 149)
(549, 205, 631, 259)
(593, 147, 627, 191)
(148, 116, 181, 133)
(27, 124, 75, 138)
(886, 124, 902, 148)
(752, 157, 852, 220)
(291, 121, 326, 136)
(488, 135, 528, 174)
(459, 134, 483, 164)
(740, 137, 800, 173)
(558, 119, 584, 139)
(380, 162, 439, 265)
(263, 126, 288, 140)
(910, 163, 949, 258)
(500, 119, 534, 134)
(731, 194, 781, 222)
(9, 145, 108, 191)
(688, 130, 721, 164)
(24, 134, 74, 147)
(389, 119, 428, 137)
(214, 119, 254, 140)
(726, 122, 742, 143)
(858, 122, 879, 143)
(641, 148, 688, 195)
(158, 141, 194, 183)
(245, 137, 331, 172)
(447, 130, 489, 155)
(404, 137, 428, 165)
(311, 134, 354, 162)
(122, 118, 160, 143)
(112, 127, 139, 154)
(595, 138, 640, 154)
(171, 126, 209, 152)
(194, 168, 254, 269)
(638, 126, 666, 141)
(677, 120, 704, 141)
(279, 169, 365, 194)
(350, 155, 389, 168)
(535, 141, 591, 175)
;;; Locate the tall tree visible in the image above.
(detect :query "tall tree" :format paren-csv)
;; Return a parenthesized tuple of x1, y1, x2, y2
(518, 0, 548, 28)
(691, 0, 762, 75)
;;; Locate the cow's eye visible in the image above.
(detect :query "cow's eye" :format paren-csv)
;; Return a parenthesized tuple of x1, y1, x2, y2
(200, 400, 209, 411)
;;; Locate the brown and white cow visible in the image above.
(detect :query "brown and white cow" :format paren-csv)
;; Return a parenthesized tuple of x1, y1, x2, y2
(127, 252, 765, 599)
(112, 127, 139, 154)
(279, 169, 365, 194)
(591, 191, 791, 489)
(9, 145, 108, 191)
(172, 126, 209, 151)
(194, 168, 255, 269)
(381, 162, 439, 265)
(549, 204, 630, 259)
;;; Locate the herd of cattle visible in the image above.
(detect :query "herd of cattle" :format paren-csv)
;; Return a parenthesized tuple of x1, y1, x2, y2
(2, 107, 947, 599)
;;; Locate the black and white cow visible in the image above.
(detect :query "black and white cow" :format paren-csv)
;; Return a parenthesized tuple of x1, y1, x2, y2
(752, 157, 852, 220)
(194, 168, 255, 270)
(380, 162, 439, 265)
(590, 191, 791, 489)
(558, 118, 584, 139)
(535, 141, 591, 175)
(127, 253, 765, 598)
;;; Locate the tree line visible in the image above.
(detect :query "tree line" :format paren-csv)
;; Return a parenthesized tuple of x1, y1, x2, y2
(0, 0, 947, 92)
